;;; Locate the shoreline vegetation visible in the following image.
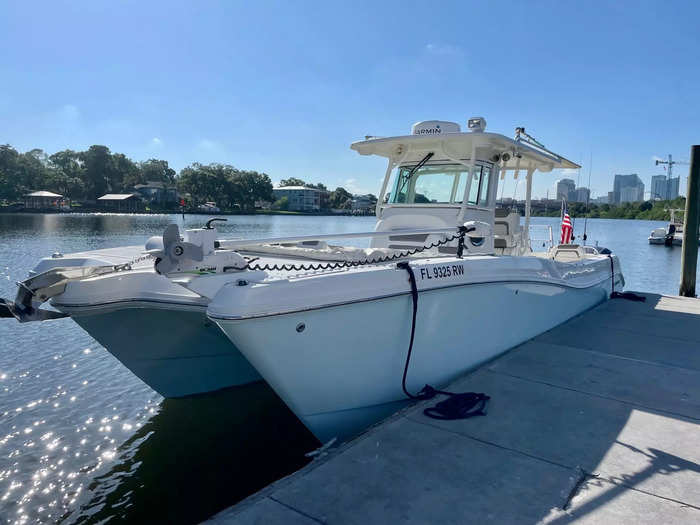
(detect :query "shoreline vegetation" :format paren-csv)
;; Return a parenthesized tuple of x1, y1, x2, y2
(0, 144, 684, 221)
(0, 144, 374, 214)
(525, 197, 687, 221)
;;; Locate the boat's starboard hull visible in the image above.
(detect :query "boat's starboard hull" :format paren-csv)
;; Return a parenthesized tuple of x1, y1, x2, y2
(211, 255, 620, 442)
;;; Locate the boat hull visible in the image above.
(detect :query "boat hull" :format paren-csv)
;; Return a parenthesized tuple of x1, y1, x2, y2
(69, 304, 261, 398)
(214, 277, 612, 442)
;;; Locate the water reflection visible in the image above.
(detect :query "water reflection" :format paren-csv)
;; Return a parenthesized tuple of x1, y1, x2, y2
(68, 383, 318, 524)
(0, 212, 374, 524)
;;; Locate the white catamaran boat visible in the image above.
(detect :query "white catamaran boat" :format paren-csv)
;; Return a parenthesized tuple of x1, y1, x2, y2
(0, 219, 263, 397)
(203, 118, 625, 442)
(3, 117, 624, 443)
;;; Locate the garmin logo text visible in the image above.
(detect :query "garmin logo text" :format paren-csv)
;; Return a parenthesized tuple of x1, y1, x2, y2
(413, 125, 441, 135)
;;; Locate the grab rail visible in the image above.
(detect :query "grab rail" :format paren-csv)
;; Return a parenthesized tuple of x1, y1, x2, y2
(216, 227, 461, 249)
(528, 224, 554, 251)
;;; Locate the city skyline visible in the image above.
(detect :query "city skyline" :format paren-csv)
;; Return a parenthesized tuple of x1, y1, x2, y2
(555, 168, 682, 204)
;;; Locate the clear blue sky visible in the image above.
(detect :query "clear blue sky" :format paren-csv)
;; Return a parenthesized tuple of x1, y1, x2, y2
(1, 0, 699, 199)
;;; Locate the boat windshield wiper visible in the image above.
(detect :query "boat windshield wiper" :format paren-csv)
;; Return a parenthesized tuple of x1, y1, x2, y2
(397, 152, 434, 199)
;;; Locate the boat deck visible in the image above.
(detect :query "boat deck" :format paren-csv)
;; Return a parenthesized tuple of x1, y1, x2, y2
(210, 292, 700, 524)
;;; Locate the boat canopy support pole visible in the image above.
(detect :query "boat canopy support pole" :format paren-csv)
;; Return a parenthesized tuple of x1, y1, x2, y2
(524, 166, 535, 248)
(458, 141, 478, 223)
(440, 142, 476, 209)
(376, 148, 409, 218)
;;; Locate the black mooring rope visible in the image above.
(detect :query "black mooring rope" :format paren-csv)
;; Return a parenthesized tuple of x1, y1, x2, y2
(607, 254, 646, 302)
(397, 261, 490, 420)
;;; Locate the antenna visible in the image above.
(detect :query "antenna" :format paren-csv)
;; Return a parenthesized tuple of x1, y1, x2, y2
(582, 152, 593, 245)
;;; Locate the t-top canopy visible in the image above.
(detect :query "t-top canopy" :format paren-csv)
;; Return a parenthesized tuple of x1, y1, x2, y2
(351, 125, 580, 173)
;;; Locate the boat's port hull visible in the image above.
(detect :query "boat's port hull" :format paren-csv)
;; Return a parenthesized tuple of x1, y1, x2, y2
(67, 304, 261, 398)
(214, 277, 614, 442)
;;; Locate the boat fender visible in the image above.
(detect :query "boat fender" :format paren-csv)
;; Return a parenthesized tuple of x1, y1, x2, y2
(397, 261, 490, 420)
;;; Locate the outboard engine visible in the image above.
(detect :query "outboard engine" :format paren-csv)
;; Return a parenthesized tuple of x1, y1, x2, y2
(146, 219, 246, 274)
(664, 223, 676, 247)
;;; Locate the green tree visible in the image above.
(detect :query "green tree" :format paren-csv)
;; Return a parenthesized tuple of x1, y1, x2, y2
(138, 159, 176, 187)
(272, 196, 289, 211)
(229, 170, 273, 212)
(112, 153, 141, 193)
(80, 145, 113, 200)
(329, 187, 353, 209)
(48, 150, 85, 199)
(279, 177, 306, 187)
(17, 149, 51, 192)
(0, 145, 24, 200)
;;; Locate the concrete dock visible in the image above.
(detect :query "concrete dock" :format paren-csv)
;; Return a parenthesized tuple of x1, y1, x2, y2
(210, 293, 700, 524)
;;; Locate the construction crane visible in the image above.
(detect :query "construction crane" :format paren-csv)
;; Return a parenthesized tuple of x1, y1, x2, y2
(655, 154, 689, 180)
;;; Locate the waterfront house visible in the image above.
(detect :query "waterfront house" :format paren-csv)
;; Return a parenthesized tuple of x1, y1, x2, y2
(351, 194, 376, 213)
(24, 191, 64, 209)
(97, 193, 142, 212)
(272, 186, 321, 212)
(133, 181, 179, 205)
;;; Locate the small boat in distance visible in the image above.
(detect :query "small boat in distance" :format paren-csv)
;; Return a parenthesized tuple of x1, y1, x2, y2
(648, 208, 696, 246)
(197, 201, 221, 213)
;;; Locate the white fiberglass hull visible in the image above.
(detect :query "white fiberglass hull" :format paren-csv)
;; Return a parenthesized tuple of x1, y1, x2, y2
(67, 304, 261, 398)
(49, 266, 263, 398)
(210, 255, 622, 442)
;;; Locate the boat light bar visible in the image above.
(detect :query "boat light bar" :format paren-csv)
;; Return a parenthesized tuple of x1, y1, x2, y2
(467, 117, 486, 132)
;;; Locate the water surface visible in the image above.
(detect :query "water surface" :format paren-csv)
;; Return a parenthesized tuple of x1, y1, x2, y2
(0, 213, 694, 523)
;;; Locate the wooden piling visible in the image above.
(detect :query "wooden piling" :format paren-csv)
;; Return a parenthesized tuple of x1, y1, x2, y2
(679, 145, 700, 297)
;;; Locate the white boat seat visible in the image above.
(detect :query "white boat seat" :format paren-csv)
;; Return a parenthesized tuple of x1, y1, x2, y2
(551, 244, 585, 261)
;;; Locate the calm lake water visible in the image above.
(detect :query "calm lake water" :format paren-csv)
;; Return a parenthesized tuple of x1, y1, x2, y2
(0, 213, 696, 524)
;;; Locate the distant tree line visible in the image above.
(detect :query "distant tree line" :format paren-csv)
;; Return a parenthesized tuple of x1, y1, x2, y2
(529, 197, 687, 221)
(0, 144, 375, 213)
(0, 144, 178, 202)
(0, 144, 274, 212)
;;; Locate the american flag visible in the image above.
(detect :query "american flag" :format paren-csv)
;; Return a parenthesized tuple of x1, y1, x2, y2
(560, 201, 573, 244)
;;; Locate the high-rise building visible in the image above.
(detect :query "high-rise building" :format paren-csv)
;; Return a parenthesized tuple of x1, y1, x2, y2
(667, 177, 680, 200)
(651, 175, 667, 200)
(571, 187, 590, 203)
(650, 174, 680, 200)
(555, 178, 576, 201)
(613, 174, 644, 203)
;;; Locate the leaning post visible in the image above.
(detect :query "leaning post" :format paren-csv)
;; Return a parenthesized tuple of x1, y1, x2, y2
(679, 145, 700, 297)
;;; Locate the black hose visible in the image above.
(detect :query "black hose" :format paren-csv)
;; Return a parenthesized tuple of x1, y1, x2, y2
(397, 261, 490, 419)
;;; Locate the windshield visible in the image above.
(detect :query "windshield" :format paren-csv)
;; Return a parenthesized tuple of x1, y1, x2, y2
(389, 163, 491, 205)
